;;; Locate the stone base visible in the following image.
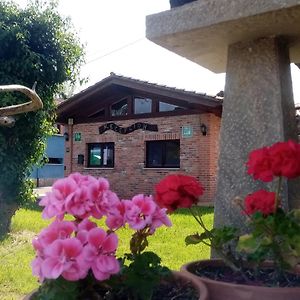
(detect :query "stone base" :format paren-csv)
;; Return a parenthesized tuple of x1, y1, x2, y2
(213, 36, 299, 229)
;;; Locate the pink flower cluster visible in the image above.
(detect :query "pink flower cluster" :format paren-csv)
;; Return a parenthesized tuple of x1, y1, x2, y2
(32, 173, 171, 282)
(39, 173, 118, 220)
(32, 219, 119, 282)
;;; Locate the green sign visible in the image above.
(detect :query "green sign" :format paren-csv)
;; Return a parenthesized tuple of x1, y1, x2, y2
(182, 126, 193, 138)
(74, 132, 81, 141)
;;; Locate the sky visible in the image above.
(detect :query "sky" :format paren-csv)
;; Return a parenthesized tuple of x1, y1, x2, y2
(14, 0, 300, 101)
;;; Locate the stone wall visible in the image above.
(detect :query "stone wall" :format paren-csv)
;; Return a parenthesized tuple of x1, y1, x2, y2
(64, 113, 220, 203)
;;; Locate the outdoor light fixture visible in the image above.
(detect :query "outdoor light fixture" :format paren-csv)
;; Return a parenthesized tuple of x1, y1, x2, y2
(200, 123, 207, 136)
(63, 132, 69, 141)
(77, 154, 84, 165)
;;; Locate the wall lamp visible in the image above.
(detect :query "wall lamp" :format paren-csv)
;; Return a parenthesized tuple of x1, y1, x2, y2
(77, 154, 84, 165)
(63, 132, 69, 141)
(200, 123, 208, 136)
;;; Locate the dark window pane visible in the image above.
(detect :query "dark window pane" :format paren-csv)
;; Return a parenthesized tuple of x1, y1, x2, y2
(165, 141, 180, 167)
(47, 157, 63, 164)
(146, 140, 180, 168)
(111, 99, 128, 116)
(147, 142, 163, 167)
(134, 97, 152, 114)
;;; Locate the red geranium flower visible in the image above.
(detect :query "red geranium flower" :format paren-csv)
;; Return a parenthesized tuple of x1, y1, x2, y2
(246, 147, 273, 182)
(244, 190, 276, 216)
(155, 174, 204, 212)
(269, 140, 300, 179)
(246, 140, 300, 181)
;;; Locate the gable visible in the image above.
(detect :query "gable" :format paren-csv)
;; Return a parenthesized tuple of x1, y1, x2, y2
(57, 74, 222, 124)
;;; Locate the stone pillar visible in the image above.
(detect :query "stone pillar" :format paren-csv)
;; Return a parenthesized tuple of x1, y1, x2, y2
(213, 36, 299, 229)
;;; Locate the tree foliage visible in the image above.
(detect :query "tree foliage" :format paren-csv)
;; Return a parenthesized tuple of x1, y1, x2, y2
(0, 0, 84, 203)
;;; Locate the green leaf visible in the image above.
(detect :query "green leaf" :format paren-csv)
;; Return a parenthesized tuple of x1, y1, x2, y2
(185, 233, 204, 245)
(237, 234, 258, 253)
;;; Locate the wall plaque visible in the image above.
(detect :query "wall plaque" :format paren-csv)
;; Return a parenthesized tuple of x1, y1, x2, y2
(182, 125, 193, 138)
(74, 132, 81, 141)
(99, 122, 158, 135)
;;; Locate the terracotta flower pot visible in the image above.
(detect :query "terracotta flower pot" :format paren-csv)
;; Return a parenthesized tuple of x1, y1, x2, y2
(171, 270, 209, 300)
(181, 259, 300, 300)
(23, 271, 208, 300)
(23, 290, 36, 300)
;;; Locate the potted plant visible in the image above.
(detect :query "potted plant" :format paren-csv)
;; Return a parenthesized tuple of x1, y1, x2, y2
(26, 173, 208, 299)
(155, 140, 300, 300)
(169, 0, 197, 9)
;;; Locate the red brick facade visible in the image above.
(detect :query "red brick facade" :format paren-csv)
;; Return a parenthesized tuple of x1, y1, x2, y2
(64, 113, 220, 203)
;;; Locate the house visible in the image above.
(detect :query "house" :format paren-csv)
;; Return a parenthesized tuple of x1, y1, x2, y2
(56, 73, 222, 203)
(30, 134, 65, 187)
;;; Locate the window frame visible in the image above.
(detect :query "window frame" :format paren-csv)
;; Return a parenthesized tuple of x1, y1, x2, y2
(133, 96, 153, 115)
(87, 142, 115, 168)
(110, 98, 129, 117)
(145, 139, 180, 168)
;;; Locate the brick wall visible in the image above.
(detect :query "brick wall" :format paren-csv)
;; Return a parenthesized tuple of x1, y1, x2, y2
(64, 113, 221, 203)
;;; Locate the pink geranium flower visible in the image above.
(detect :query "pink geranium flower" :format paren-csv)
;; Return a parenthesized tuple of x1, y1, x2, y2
(106, 201, 126, 230)
(77, 218, 97, 245)
(124, 195, 156, 230)
(39, 188, 66, 220)
(82, 228, 119, 280)
(65, 185, 94, 219)
(32, 172, 174, 288)
(149, 207, 172, 234)
(41, 238, 87, 281)
(35, 220, 76, 250)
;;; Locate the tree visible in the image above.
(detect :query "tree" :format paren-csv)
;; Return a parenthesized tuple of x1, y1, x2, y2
(0, 0, 84, 238)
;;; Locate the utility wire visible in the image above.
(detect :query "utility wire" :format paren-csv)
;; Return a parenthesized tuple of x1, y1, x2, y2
(85, 37, 145, 65)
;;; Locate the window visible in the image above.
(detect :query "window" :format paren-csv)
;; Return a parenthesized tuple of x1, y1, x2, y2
(111, 99, 128, 116)
(134, 97, 152, 114)
(159, 101, 183, 112)
(47, 157, 63, 164)
(87, 143, 114, 168)
(146, 140, 180, 168)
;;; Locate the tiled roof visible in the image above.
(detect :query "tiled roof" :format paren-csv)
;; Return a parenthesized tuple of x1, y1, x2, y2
(58, 72, 223, 108)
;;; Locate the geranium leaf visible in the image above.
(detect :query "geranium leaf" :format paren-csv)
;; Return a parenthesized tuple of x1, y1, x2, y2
(237, 234, 258, 253)
(185, 233, 208, 245)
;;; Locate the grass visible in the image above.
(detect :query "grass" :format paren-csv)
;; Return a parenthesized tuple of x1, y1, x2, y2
(0, 205, 214, 300)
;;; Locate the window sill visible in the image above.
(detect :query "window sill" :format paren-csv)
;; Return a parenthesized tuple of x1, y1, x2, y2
(143, 167, 180, 170)
(84, 167, 114, 170)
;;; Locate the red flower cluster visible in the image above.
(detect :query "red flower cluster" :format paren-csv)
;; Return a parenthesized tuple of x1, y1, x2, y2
(155, 174, 204, 212)
(244, 190, 276, 216)
(246, 140, 300, 182)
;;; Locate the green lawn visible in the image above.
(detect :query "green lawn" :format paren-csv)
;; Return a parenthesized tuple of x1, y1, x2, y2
(0, 206, 213, 300)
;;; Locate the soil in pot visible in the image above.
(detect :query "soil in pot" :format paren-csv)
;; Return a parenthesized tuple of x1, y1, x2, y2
(79, 272, 206, 300)
(181, 260, 300, 300)
(196, 264, 300, 287)
(25, 271, 208, 300)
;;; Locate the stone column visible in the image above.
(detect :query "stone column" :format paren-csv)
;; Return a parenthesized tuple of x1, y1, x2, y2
(213, 36, 299, 229)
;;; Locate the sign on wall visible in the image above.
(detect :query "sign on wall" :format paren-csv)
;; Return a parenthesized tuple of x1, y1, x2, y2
(99, 122, 158, 135)
(182, 125, 193, 138)
(74, 132, 81, 141)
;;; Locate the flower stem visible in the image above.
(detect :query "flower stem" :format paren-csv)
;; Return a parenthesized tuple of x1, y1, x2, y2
(274, 176, 282, 213)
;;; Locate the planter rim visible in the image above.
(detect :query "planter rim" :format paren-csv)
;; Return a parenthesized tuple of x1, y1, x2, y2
(172, 270, 209, 300)
(181, 259, 300, 290)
